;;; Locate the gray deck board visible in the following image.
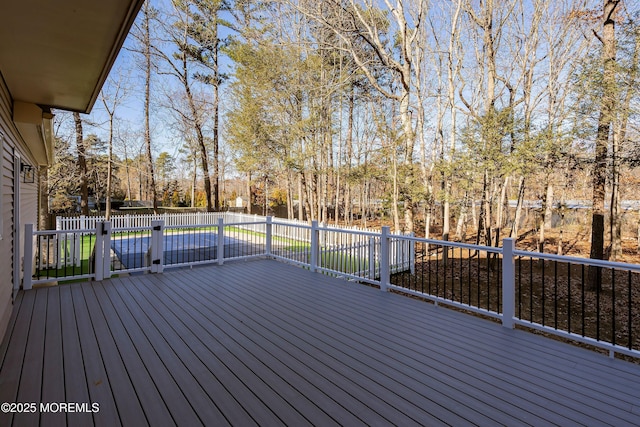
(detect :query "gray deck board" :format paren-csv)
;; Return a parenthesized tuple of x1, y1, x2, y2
(1, 258, 640, 426)
(209, 269, 562, 426)
(245, 267, 630, 424)
(182, 266, 491, 426)
(76, 283, 150, 425)
(142, 272, 426, 426)
(119, 275, 279, 426)
(40, 287, 66, 427)
(13, 289, 47, 427)
(218, 264, 606, 425)
(137, 274, 336, 427)
(68, 284, 122, 427)
(98, 279, 233, 426)
(90, 282, 199, 426)
(0, 291, 32, 427)
(58, 285, 97, 427)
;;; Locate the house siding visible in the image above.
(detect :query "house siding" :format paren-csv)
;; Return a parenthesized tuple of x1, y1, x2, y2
(0, 77, 39, 341)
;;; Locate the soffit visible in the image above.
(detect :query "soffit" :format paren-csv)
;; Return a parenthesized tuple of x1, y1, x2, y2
(0, 0, 144, 113)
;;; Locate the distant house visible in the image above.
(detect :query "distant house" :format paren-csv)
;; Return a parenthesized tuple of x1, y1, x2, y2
(0, 1, 144, 339)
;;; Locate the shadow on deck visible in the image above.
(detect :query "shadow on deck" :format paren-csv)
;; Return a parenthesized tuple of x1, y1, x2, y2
(1, 259, 639, 426)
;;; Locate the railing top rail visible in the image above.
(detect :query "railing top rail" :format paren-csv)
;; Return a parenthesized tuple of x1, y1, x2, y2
(272, 220, 383, 237)
(218, 221, 267, 227)
(111, 226, 155, 232)
(513, 249, 640, 272)
(320, 227, 381, 238)
(271, 221, 311, 230)
(392, 233, 504, 253)
(34, 228, 96, 235)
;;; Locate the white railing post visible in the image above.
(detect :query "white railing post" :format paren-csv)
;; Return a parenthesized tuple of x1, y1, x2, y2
(101, 221, 112, 280)
(265, 216, 272, 257)
(502, 238, 515, 329)
(310, 220, 319, 273)
(23, 224, 33, 290)
(94, 222, 105, 281)
(369, 237, 375, 279)
(150, 220, 164, 273)
(217, 217, 225, 265)
(409, 233, 416, 274)
(380, 226, 390, 291)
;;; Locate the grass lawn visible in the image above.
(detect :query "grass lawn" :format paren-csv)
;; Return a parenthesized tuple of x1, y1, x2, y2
(35, 233, 96, 281)
(319, 250, 375, 275)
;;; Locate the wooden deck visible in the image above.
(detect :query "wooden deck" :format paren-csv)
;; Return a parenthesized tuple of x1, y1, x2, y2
(1, 259, 639, 426)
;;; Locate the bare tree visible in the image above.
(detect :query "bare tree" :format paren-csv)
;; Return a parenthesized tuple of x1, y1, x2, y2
(99, 71, 129, 219)
(130, 0, 160, 213)
(172, 0, 228, 211)
(610, 12, 639, 260)
(294, 0, 426, 232)
(460, 0, 516, 246)
(73, 112, 90, 215)
(155, 2, 215, 211)
(590, 0, 621, 271)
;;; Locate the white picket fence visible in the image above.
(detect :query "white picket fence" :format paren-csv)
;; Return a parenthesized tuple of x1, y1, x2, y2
(56, 212, 390, 247)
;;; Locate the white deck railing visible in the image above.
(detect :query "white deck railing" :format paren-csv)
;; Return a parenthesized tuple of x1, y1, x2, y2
(32, 216, 413, 284)
(25, 214, 640, 360)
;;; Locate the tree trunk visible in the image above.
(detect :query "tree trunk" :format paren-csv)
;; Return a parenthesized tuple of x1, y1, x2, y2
(610, 23, 638, 260)
(39, 166, 49, 230)
(142, 2, 158, 213)
(609, 133, 621, 260)
(213, 84, 220, 211)
(392, 153, 400, 233)
(444, 0, 463, 241)
(345, 86, 354, 225)
(589, 0, 619, 288)
(73, 112, 89, 215)
(191, 157, 197, 208)
(300, 172, 314, 223)
(179, 41, 213, 213)
(124, 145, 132, 201)
(494, 176, 509, 248)
(510, 176, 525, 239)
(286, 170, 294, 220)
(476, 171, 491, 246)
(471, 195, 478, 233)
(105, 115, 114, 220)
(538, 180, 553, 253)
(399, 89, 415, 234)
(246, 171, 255, 214)
(297, 173, 304, 221)
(455, 190, 469, 241)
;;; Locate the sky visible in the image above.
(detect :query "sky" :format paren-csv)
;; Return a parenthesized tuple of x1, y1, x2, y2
(80, 0, 238, 173)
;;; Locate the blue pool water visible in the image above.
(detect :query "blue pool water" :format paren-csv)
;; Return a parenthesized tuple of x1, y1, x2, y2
(111, 232, 240, 268)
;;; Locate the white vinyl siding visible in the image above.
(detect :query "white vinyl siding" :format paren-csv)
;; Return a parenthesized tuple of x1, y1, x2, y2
(0, 76, 40, 340)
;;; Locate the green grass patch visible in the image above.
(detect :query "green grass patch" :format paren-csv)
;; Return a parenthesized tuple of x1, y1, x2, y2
(319, 250, 376, 275)
(35, 233, 96, 280)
